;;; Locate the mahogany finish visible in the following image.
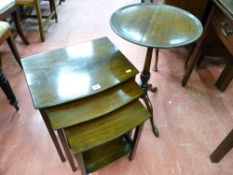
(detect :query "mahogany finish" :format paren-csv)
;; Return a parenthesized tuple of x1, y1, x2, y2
(64, 100, 150, 154)
(62, 100, 149, 174)
(46, 79, 143, 129)
(22, 37, 138, 109)
(110, 3, 202, 136)
(110, 3, 202, 49)
(22, 37, 150, 172)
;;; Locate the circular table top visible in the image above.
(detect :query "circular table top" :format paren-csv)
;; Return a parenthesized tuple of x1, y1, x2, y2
(110, 3, 203, 48)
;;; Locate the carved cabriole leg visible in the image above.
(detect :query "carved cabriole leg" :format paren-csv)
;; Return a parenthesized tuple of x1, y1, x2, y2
(39, 109, 66, 162)
(141, 93, 159, 137)
(57, 129, 77, 171)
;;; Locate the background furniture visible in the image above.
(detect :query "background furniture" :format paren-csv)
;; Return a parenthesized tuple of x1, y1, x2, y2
(59, 0, 65, 5)
(16, 0, 58, 42)
(0, 0, 29, 45)
(0, 56, 19, 110)
(210, 129, 233, 162)
(0, 21, 22, 67)
(182, 0, 233, 92)
(152, 0, 211, 71)
(165, 0, 210, 21)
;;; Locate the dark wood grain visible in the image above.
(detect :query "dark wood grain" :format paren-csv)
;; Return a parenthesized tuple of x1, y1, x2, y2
(22, 37, 138, 109)
(110, 3, 203, 48)
(46, 79, 143, 129)
(64, 100, 150, 154)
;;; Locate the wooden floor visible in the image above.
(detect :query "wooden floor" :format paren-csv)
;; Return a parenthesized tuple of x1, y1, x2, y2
(0, 0, 233, 175)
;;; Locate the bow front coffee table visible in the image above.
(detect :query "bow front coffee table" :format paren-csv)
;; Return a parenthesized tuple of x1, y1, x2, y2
(110, 3, 203, 92)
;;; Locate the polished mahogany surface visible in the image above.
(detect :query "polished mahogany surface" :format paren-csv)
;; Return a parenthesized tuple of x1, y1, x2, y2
(110, 3, 203, 48)
(46, 80, 144, 129)
(64, 100, 150, 154)
(22, 37, 138, 109)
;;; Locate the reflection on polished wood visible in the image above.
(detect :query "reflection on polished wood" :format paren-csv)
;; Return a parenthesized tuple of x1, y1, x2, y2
(64, 100, 150, 154)
(46, 79, 144, 129)
(22, 37, 138, 109)
(110, 3, 203, 49)
(110, 3, 203, 93)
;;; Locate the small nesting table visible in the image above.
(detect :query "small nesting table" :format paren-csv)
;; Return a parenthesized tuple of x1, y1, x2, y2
(22, 37, 151, 174)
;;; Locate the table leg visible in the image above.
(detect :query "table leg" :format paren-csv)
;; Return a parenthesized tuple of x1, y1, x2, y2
(181, 5, 215, 86)
(39, 109, 66, 162)
(153, 48, 159, 72)
(140, 47, 159, 137)
(210, 129, 233, 163)
(57, 129, 77, 171)
(140, 47, 157, 93)
(129, 124, 145, 160)
(141, 93, 159, 137)
(215, 63, 233, 92)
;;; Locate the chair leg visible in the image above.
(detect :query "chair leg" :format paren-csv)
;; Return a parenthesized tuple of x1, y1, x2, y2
(50, 0, 58, 22)
(153, 48, 159, 71)
(0, 72, 19, 110)
(34, 0, 45, 42)
(12, 9, 29, 45)
(6, 35, 22, 68)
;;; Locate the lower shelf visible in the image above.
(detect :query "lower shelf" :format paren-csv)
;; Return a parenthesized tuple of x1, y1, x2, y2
(83, 135, 132, 174)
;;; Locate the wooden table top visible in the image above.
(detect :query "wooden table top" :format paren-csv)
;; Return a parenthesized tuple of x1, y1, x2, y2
(110, 3, 203, 48)
(22, 37, 138, 109)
